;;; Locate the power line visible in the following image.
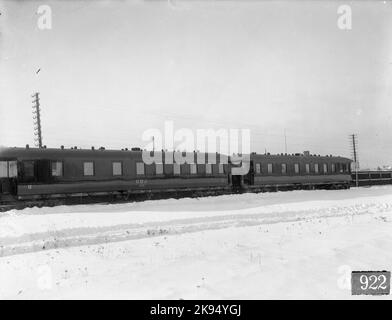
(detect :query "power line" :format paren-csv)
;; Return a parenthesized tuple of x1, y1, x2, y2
(284, 128, 287, 154)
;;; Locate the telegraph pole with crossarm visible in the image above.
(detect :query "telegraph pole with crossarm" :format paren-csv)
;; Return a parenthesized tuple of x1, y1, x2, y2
(32, 92, 43, 148)
(349, 133, 359, 187)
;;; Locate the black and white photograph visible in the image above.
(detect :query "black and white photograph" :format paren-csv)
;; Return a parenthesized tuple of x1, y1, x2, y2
(0, 0, 391, 303)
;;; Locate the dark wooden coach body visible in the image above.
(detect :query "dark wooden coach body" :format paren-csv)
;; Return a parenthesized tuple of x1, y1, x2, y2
(0, 147, 230, 199)
(245, 153, 352, 189)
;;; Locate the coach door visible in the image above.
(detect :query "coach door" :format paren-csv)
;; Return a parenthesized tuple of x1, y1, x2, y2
(230, 174, 241, 188)
(36, 160, 51, 183)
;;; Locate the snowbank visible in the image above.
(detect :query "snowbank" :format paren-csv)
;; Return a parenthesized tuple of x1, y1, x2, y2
(0, 186, 392, 299)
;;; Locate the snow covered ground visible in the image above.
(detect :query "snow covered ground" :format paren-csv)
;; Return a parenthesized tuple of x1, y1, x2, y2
(1, 186, 392, 299)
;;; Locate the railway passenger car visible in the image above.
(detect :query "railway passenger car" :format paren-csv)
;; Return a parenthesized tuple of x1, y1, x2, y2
(0, 146, 230, 202)
(351, 170, 392, 186)
(0, 146, 352, 207)
(242, 152, 352, 191)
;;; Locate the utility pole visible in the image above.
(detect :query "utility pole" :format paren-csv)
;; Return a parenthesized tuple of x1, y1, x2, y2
(32, 92, 43, 148)
(152, 136, 155, 152)
(350, 134, 359, 187)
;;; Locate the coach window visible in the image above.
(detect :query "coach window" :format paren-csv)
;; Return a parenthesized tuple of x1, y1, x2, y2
(112, 162, 122, 176)
(323, 163, 328, 174)
(156, 163, 163, 175)
(255, 163, 261, 174)
(0, 161, 8, 177)
(1, 161, 18, 178)
(83, 161, 94, 176)
(190, 164, 197, 174)
(206, 164, 212, 175)
(51, 161, 63, 177)
(136, 162, 145, 175)
(8, 161, 17, 178)
(314, 163, 319, 174)
(294, 163, 300, 174)
(305, 163, 310, 174)
(281, 163, 287, 174)
(267, 163, 273, 174)
(174, 163, 181, 175)
(219, 164, 224, 174)
(331, 163, 335, 173)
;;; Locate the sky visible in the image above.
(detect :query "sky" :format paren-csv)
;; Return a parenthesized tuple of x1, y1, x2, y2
(0, 0, 391, 169)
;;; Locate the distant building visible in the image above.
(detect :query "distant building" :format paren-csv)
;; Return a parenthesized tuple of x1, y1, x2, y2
(376, 165, 392, 171)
